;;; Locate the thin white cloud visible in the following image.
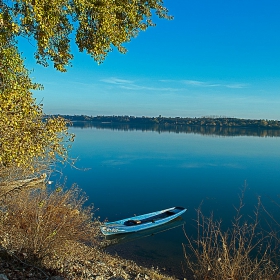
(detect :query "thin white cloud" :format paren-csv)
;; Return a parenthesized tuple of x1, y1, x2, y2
(101, 77, 134, 85)
(120, 84, 180, 92)
(182, 79, 223, 87)
(101, 77, 181, 92)
(208, 83, 222, 87)
(225, 83, 248, 89)
(100, 77, 249, 94)
(182, 79, 249, 89)
(183, 80, 207, 86)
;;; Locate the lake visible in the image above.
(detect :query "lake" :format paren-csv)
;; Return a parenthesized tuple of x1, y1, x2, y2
(56, 124, 280, 278)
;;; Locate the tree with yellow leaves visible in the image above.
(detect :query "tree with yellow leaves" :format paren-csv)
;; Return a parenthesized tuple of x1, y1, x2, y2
(0, 0, 170, 183)
(1, 0, 170, 71)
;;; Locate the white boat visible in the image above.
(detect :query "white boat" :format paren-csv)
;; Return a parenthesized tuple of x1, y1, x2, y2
(105, 216, 185, 245)
(100, 206, 186, 236)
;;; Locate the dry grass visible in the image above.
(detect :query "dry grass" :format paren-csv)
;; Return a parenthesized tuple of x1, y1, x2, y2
(182, 188, 280, 280)
(0, 185, 176, 279)
(0, 185, 101, 263)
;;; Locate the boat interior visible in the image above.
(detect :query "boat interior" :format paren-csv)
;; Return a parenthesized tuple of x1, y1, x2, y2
(123, 207, 184, 226)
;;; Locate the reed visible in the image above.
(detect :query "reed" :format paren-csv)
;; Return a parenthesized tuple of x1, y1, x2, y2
(182, 187, 280, 280)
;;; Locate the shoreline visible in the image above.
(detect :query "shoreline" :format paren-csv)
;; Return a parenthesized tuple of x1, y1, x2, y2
(105, 242, 186, 279)
(0, 244, 179, 280)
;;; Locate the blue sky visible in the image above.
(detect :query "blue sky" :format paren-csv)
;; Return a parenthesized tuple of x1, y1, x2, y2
(22, 0, 280, 119)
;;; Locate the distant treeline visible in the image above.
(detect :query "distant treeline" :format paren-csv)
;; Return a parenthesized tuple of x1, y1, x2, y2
(55, 115, 280, 129)
(48, 115, 280, 137)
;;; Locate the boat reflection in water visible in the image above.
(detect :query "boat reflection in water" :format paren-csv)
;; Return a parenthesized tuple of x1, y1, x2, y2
(104, 217, 185, 246)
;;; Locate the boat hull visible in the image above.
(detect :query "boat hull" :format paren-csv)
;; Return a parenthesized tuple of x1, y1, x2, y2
(100, 206, 186, 236)
(105, 217, 185, 245)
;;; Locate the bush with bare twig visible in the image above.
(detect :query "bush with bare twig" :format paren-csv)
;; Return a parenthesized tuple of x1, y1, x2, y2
(0, 185, 176, 279)
(182, 187, 280, 280)
(0, 185, 101, 267)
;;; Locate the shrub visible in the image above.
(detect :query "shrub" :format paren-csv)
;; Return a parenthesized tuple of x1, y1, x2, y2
(0, 185, 101, 265)
(0, 185, 176, 279)
(182, 192, 280, 280)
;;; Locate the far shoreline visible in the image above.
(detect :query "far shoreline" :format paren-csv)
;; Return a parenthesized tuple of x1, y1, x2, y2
(47, 114, 280, 130)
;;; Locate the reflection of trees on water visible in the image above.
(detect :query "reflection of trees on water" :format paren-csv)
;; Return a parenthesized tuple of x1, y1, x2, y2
(71, 122, 280, 137)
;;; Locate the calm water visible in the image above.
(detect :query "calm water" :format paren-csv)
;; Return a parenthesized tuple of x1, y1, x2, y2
(56, 124, 280, 278)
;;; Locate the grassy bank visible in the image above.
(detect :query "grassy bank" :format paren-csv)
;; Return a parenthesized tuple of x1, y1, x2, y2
(1, 184, 280, 279)
(0, 185, 176, 279)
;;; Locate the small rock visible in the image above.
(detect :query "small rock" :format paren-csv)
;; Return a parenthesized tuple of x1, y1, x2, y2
(0, 274, 9, 280)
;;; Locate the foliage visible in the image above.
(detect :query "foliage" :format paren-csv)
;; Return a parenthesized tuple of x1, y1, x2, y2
(182, 191, 280, 280)
(0, 0, 170, 183)
(0, 0, 173, 278)
(1, 0, 171, 72)
(0, 185, 175, 279)
(0, 39, 73, 183)
(0, 185, 101, 262)
(0, 0, 74, 183)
